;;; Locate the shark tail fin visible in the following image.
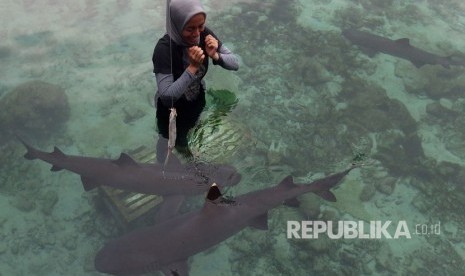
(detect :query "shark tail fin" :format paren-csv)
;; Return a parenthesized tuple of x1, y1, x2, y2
(17, 136, 38, 160)
(310, 166, 358, 202)
(23, 147, 37, 160)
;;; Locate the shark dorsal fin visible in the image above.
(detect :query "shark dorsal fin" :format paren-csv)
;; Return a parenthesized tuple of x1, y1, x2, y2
(206, 183, 222, 201)
(113, 153, 138, 167)
(52, 147, 66, 158)
(395, 38, 410, 46)
(278, 175, 297, 189)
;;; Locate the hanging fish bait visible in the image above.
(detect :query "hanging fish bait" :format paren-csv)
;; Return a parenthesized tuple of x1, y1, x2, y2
(164, 107, 177, 168)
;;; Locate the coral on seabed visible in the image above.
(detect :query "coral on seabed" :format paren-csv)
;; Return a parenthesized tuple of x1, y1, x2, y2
(0, 80, 70, 142)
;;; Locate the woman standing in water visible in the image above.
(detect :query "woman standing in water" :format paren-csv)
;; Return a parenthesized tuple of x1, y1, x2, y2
(153, 0, 239, 162)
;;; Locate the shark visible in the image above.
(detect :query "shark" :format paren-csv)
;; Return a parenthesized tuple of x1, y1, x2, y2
(342, 28, 465, 69)
(19, 138, 241, 220)
(94, 165, 357, 275)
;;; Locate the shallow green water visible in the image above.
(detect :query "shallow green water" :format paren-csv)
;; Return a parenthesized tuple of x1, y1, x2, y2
(1, 0, 464, 275)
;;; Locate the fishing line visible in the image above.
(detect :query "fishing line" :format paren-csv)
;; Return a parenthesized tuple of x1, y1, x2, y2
(168, 0, 174, 108)
(163, 0, 177, 173)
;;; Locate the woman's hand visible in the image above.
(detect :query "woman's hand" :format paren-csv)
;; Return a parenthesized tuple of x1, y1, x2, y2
(187, 46, 205, 74)
(205, 35, 219, 60)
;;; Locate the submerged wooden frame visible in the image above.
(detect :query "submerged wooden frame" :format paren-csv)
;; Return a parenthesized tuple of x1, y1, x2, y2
(98, 145, 163, 225)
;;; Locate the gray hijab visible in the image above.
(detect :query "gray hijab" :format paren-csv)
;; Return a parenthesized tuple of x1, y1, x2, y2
(166, 0, 206, 46)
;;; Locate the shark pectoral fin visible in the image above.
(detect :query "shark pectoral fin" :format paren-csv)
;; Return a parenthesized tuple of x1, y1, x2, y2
(80, 176, 99, 191)
(360, 47, 377, 57)
(249, 213, 268, 230)
(50, 165, 63, 172)
(161, 259, 189, 276)
(112, 153, 139, 167)
(284, 198, 301, 208)
(395, 38, 411, 46)
(154, 195, 185, 222)
(314, 190, 337, 202)
(411, 60, 426, 68)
